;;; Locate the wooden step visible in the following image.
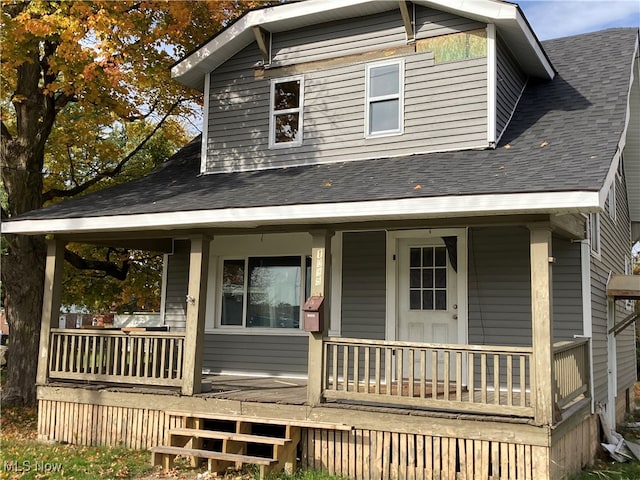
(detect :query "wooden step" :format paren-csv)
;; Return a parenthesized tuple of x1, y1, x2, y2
(164, 410, 352, 430)
(169, 427, 290, 445)
(151, 445, 277, 466)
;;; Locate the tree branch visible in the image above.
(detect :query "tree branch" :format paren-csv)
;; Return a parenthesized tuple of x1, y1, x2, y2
(64, 248, 130, 281)
(2, 1, 29, 18)
(42, 98, 183, 202)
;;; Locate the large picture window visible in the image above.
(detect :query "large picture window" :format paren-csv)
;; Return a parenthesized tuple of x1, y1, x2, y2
(220, 256, 311, 330)
(269, 76, 304, 148)
(365, 60, 404, 137)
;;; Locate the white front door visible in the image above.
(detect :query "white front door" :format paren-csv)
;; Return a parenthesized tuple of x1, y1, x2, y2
(397, 237, 459, 380)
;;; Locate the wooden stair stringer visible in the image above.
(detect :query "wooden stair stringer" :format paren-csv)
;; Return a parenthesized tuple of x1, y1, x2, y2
(153, 411, 322, 479)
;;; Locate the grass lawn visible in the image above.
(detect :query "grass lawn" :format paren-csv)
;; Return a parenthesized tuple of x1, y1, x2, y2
(0, 407, 347, 479)
(2, 405, 640, 479)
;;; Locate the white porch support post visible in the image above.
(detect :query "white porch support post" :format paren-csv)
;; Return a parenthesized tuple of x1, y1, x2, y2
(36, 238, 65, 386)
(181, 235, 210, 396)
(307, 229, 333, 407)
(529, 225, 555, 426)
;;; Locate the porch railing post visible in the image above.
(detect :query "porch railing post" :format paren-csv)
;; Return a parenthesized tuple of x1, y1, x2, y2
(181, 235, 210, 396)
(529, 225, 555, 426)
(307, 229, 333, 407)
(37, 238, 66, 386)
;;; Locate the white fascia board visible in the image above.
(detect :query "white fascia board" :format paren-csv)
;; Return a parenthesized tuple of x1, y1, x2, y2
(599, 39, 639, 211)
(2, 191, 601, 235)
(513, 9, 555, 79)
(172, 0, 553, 90)
(171, 0, 378, 90)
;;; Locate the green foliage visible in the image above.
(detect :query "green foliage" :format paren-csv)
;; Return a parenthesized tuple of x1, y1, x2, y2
(0, 407, 349, 480)
(571, 461, 640, 480)
(0, 408, 153, 479)
(61, 245, 163, 313)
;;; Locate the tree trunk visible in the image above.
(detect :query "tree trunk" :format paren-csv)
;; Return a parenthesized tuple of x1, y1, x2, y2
(1, 46, 51, 406)
(1, 234, 46, 406)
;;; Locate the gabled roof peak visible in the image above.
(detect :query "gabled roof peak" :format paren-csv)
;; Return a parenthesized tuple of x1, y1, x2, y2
(171, 0, 554, 91)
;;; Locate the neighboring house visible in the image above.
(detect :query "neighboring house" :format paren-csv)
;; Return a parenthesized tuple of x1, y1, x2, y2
(2, 1, 639, 479)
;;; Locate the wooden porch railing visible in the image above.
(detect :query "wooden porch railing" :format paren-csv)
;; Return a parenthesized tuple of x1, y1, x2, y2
(322, 338, 534, 417)
(553, 338, 590, 409)
(48, 328, 185, 387)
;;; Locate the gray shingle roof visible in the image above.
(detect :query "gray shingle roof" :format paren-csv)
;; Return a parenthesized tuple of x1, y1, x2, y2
(12, 28, 639, 222)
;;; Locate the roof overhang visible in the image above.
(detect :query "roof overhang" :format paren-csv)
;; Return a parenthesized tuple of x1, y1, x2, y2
(172, 0, 554, 91)
(1, 190, 598, 236)
(607, 274, 640, 300)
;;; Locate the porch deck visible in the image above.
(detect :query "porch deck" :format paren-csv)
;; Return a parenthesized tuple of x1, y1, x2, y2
(201, 376, 538, 415)
(45, 374, 557, 420)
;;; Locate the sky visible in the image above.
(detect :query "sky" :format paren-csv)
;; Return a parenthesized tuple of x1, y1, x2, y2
(516, 1, 640, 256)
(518, 0, 640, 40)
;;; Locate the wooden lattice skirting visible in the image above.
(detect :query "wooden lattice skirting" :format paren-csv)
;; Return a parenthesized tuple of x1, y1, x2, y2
(37, 398, 597, 480)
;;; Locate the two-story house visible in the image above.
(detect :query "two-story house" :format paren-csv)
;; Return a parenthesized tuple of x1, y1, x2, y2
(3, 1, 639, 479)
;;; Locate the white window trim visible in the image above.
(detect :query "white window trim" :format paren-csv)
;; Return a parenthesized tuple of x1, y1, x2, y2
(589, 213, 601, 258)
(215, 254, 308, 334)
(365, 59, 405, 138)
(268, 75, 304, 149)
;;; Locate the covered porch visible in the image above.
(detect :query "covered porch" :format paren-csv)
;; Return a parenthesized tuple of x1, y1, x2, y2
(37, 215, 591, 427)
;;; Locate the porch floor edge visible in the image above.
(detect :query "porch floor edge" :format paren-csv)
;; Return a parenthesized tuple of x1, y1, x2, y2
(37, 383, 553, 447)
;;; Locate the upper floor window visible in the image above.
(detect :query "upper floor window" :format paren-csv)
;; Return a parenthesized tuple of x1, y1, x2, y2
(365, 60, 404, 137)
(269, 76, 304, 148)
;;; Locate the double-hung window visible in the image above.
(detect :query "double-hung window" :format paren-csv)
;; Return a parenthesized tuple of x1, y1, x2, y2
(365, 59, 404, 137)
(220, 256, 311, 330)
(269, 76, 304, 148)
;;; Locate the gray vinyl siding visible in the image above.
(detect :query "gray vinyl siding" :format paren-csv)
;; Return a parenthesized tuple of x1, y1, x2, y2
(552, 236, 584, 341)
(591, 170, 636, 404)
(271, 7, 484, 67)
(202, 334, 308, 377)
(340, 231, 386, 340)
(468, 227, 585, 347)
(415, 5, 485, 38)
(271, 10, 406, 66)
(163, 239, 190, 332)
(205, 12, 488, 173)
(468, 227, 532, 347)
(496, 35, 527, 139)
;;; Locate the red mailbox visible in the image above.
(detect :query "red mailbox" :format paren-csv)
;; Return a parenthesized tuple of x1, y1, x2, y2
(303, 296, 324, 333)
